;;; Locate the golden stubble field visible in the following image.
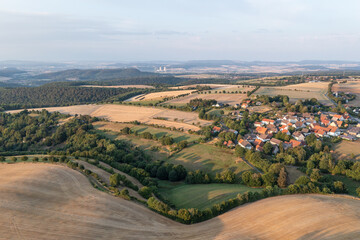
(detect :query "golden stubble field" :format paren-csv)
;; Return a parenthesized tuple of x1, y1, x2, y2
(165, 93, 249, 105)
(333, 80, 360, 107)
(256, 82, 333, 106)
(0, 163, 359, 240)
(127, 90, 195, 102)
(81, 85, 155, 89)
(171, 84, 255, 91)
(7, 104, 210, 131)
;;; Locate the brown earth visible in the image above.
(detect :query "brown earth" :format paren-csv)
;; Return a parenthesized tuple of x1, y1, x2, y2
(0, 163, 359, 240)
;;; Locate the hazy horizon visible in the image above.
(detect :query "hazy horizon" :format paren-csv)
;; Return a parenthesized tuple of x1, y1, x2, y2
(1, 0, 360, 62)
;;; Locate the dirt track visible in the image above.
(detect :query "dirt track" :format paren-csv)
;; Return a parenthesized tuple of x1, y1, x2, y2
(0, 163, 359, 240)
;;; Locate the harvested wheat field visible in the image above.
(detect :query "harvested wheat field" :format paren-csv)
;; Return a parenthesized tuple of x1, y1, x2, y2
(7, 104, 210, 131)
(333, 80, 360, 107)
(333, 140, 360, 161)
(127, 90, 195, 102)
(0, 163, 360, 240)
(165, 93, 249, 106)
(256, 82, 333, 106)
(171, 84, 255, 92)
(81, 84, 155, 89)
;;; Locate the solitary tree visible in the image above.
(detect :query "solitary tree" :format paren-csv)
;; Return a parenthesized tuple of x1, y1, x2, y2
(109, 173, 121, 187)
(277, 167, 288, 188)
(310, 169, 321, 182)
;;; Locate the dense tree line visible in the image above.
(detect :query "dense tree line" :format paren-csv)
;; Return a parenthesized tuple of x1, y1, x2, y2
(0, 86, 145, 110)
(0, 110, 64, 151)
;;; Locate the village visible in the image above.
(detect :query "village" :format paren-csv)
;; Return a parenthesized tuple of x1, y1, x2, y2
(212, 100, 360, 153)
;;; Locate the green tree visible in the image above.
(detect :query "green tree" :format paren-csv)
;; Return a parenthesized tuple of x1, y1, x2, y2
(10, 157, 17, 163)
(138, 186, 153, 199)
(109, 173, 121, 187)
(294, 176, 310, 185)
(356, 187, 360, 197)
(160, 136, 174, 146)
(333, 181, 346, 193)
(277, 167, 288, 188)
(121, 127, 131, 135)
(168, 170, 179, 182)
(156, 166, 168, 180)
(235, 145, 246, 157)
(119, 188, 130, 200)
(310, 169, 321, 182)
(263, 142, 273, 155)
(262, 172, 276, 186)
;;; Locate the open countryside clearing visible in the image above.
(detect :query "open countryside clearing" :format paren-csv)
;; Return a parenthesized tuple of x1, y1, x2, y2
(0, 163, 359, 239)
(158, 181, 262, 210)
(7, 104, 211, 131)
(333, 80, 360, 107)
(94, 121, 201, 143)
(168, 143, 253, 175)
(256, 82, 333, 106)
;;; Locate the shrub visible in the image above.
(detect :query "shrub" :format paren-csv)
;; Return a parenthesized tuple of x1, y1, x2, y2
(119, 188, 130, 200)
(294, 176, 311, 185)
(333, 181, 347, 193)
(138, 186, 153, 199)
(109, 173, 121, 187)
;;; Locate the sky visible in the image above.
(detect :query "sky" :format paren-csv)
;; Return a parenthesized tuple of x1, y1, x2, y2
(0, 0, 360, 62)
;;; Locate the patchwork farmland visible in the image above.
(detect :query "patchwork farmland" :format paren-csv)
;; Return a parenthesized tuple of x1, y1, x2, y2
(333, 80, 360, 107)
(256, 82, 333, 106)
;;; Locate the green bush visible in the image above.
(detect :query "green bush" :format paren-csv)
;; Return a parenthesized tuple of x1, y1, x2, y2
(138, 186, 153, 199)
(294, 176, 311, 185)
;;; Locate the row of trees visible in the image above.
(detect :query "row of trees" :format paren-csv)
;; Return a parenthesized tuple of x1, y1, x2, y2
(147, 180, 336, 224)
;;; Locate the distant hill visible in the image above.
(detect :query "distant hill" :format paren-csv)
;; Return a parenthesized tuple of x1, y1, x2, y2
(30, 68, 187, 86)
(0, 68, 26, 77)
(32, 68, 158, 81)
(172, 60, 242, 69)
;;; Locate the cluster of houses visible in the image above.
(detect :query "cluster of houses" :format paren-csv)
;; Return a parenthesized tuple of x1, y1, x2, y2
(214, 110, 360, 153)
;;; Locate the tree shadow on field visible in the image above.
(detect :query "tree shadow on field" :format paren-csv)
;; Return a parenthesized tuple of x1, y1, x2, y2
(134, 127, 147, 134)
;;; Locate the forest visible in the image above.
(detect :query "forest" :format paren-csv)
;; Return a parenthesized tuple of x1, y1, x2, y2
(0, 86, 144, 110)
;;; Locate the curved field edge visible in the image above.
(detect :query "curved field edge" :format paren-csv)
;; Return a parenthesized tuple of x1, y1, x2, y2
(0, 163, 360, 240)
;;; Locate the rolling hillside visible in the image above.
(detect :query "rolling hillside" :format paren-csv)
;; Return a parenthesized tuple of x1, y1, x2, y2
(0, 163, 359, 240)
